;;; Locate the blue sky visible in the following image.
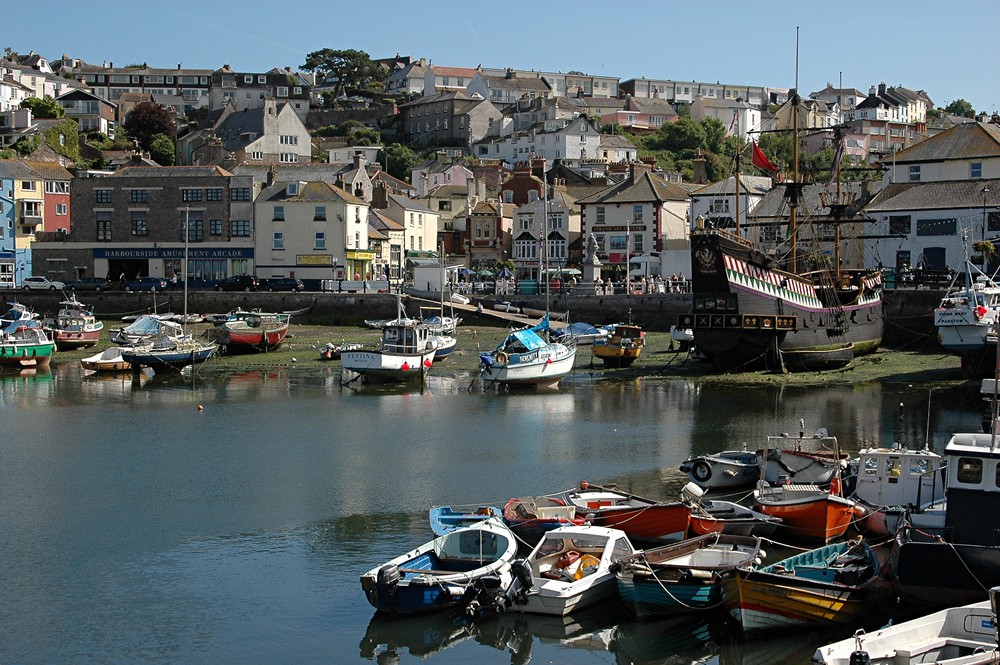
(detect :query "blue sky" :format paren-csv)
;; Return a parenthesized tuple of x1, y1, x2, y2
(11, 0, 999, 114)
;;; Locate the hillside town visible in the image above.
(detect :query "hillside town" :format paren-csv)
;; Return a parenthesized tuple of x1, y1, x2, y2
(0, 47, 996, 292)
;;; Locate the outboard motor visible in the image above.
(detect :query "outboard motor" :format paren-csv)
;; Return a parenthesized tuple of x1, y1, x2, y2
(478, 352, 494, 375)
(376, 564, 400, 587)
(508, 559, 534, 605)
(848, 629, 871, 665)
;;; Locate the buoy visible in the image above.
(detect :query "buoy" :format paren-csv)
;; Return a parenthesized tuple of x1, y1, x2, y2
(401, 362, 411, 371)
(291, 357, 297, 362)
(423, 358, 432, 367)
(197, 405, 204, 411)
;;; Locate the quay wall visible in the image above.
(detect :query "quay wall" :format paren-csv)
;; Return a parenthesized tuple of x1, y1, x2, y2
(1, 288, 944, 348)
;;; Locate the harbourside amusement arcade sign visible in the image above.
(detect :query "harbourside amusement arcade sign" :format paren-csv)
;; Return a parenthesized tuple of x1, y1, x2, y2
(93, 248, 255, 259)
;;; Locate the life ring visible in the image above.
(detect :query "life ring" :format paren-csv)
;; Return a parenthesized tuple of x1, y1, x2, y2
(691, 461, 713, 483)
(556, 550, 581, 570)
(496, 351, 509, 365)
(975, 305, 988, 320)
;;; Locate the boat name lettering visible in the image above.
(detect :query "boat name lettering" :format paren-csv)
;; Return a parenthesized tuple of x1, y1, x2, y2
(762, 585, 792, 598)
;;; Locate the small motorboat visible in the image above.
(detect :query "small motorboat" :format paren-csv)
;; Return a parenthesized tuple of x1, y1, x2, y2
(616, 533, 764, 619)
(80, 347, 131, 373)
(813, 599, 996, 665)
(502, 496, 586, 547)
(429, 505, 503, 536)
(722, 538, 881, 635)
(679, 449, 760, 491)
(681, 483, 782, 537)
(319, 342, 362, 361)
(560, 482, 690, 545)
(359, 518, 520, 616)
(551, 322, 610, 346)
(509, 525, 635, 616)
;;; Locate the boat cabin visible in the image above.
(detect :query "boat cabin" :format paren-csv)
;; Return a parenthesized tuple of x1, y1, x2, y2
(381, 322, 433, 354)
(852, 447, 945, 510)
(941, 432, 1000, 545)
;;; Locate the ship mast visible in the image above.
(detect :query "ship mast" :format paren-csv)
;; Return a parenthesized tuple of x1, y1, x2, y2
(790, 26, 800, 274)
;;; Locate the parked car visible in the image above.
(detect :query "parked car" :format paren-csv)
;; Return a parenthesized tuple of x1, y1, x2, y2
(215, 275, 259, 292)
(125, 277, 168, 292)
(68, 277, 111, 291)
(22, 276, 66, 291)
(259, 277, 304, 292)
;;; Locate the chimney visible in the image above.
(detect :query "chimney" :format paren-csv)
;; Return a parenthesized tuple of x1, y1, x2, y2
(629, 160, 653, 181)
(353, 152, 365, 170)
(692, 154, 707, 183)
(877, 82, 886, 96)
(477, 177, 486, 201)
(371, 182, 389, 209)
(266, 165, 276, 187)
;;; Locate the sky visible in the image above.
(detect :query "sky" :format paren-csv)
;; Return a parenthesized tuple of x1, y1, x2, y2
(10, 0, 1000, 114)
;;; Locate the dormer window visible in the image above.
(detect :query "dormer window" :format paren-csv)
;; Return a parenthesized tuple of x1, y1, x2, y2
(286, 182, 299, 196)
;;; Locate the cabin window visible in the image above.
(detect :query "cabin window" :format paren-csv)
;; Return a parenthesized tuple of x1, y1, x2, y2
(863, 457, 877, 475)
(885, 457, 902, 477)
(956, 457, 983, 484)
(910, 458, 929, 475)
(459, 531, 497, 556)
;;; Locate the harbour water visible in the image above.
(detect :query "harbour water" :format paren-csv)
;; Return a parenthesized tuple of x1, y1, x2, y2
(0, 363, 981, 664)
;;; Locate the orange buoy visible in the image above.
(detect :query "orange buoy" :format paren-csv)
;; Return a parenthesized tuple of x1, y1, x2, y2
(197, 405, 204, 411)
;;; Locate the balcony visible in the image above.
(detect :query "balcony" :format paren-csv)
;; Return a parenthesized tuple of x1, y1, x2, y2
(20, 214, 42, 226)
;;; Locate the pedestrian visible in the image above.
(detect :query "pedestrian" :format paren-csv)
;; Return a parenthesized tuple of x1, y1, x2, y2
(354, 271, 361, 281)
(170, 272, 178, 289)
(119, 272, 126, 288)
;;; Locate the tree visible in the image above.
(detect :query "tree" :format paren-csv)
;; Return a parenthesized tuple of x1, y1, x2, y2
(380, 143, 415, 182)
(301, 49, 385, 97)
(20, 96, 64, 119)
(3, 47, 19, 61)
(944, 99, 975, 116)
(149, 133, 175, 165)
(655, 117, 707, 152)
(123, 102, 176, 151)
(700, 117, 727, 154)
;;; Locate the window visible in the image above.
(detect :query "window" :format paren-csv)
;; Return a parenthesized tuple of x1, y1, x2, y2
(96, 212, 112, 241)
(279, 135, 298, 145)
(277, 86, 288, 97)
(45, 181, 70, 194)
(96, 189, 112, 204)
(182, 189, 202, 202)
(258, 75, 266, 84)
(56, 203, 67, 215)
(130, 189, 147, 203)
(183, 211, 204, 242)
(956, 457, 983, 484)
(249, 151, 263, 161)
(206, 188, 223, 202)
(909, 165, 921, 182)
(409, 213, 414, 227)
(634, 204, 643, 222)
(244, 75, 253, 84)
(888, 215, 911, 235)
(130, 211, 148, 236)
(916, 218, 957, 236)
(315, 231, 326, 249)
(293, 86, 302, 95)
(596, 206, 605, 224)
(231, 188, 251, 201)
(232, 220, 251, 237)
(633, 233, 644, 252)
(273, 206, 284, 221)
(990, 212, 1000, 233)
(972, 162, 983, 179)
(210, 219, 223, 236)
(438, 200, 452, 211)
(314, 206, 326, 221)
(279, 153, 298, 163)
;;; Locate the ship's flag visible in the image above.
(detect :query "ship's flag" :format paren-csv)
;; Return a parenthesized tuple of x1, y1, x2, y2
(751, 141, 779, 174)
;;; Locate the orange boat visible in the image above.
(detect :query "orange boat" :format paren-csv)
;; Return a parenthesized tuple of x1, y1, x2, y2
(753, 481, 863, 542)
(562, 482, 691, 544)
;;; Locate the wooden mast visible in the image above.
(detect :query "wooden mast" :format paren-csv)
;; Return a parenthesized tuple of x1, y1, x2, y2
(790, 27, 800, 274)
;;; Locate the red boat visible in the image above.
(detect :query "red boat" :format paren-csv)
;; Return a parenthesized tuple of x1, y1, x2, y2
(502, 496, 586, 547)
(561, 482, 691, 544)
(43, 298, 104, 350)
(205, 310, 289, 353)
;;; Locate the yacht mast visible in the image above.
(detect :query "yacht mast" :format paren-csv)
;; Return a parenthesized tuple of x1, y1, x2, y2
(790, 26, 800, 274)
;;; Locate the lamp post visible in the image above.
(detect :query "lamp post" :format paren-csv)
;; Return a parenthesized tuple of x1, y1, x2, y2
(983, 185, 991, 272)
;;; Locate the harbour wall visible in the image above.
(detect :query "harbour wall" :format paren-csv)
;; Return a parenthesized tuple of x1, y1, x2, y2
(2, 288, 943, 348)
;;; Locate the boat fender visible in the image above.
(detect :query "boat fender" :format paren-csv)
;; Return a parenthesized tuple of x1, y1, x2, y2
(691, 461, 712, 483)
(495, 351, 509, 365)
(849, 651, 871, 665)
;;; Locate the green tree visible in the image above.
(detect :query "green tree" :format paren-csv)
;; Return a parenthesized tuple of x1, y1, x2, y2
(700, 117, 727, 155)
(20, 96, 64, 118)
(655, 117, 707, 152)
(123, 102, 176, 150)
(149, 133, 175, 165)
(944, 99, 975, 116)
(301, 49, 385, 97)
(380, 143, 415, 182)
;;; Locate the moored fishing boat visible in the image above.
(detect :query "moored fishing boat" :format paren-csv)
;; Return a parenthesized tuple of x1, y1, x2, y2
(359, 518, 519, 616)
(0, 322, 56, 369)
(429, 505, 503, 537)
(850, 444, 946, 536)
(679, 449, 760, 491)
(592, 322, 644, 368)
(342, 297, 436, 384)
(508, 525, 635, 616)
(479, 316, 576, 389)
(560, 482, 690, 545)
(502, 496, 586, 547)
(722, 538, 881, 634)
(204, 309, 290, 353)
(43, 298, 104, 350)
(80, 347, 131, 373)
(616, 533, 764, 619)
(681, 483, 782, 537)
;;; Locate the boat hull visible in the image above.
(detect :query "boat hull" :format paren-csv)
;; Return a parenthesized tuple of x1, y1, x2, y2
(684, 229, 883, 372)
(52, 328, 102, 350)
(0, 341, 55, 368)
(120, 345, 216, 369)
(582, 504, 691, 544)
(487, 347, 576, 389)
(754, 487, 859, 542)
(341, 350, 435, 384)
(515, 574, 618, 616)
(892, 540, 1000, 608)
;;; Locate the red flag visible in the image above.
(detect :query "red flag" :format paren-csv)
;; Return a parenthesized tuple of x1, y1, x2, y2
(752, 141, 778, 173)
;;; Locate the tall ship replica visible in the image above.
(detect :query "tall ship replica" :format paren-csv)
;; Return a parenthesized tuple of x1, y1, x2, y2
(681, 90, 884, 372)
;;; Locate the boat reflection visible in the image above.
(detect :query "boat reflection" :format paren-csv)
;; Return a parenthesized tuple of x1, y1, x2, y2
(610, 614, 727, 664)
(360, 610, 474, 662)
(0, 366, 54, 406)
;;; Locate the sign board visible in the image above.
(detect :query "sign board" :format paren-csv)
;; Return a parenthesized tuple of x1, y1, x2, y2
(296, 254, 333, 266)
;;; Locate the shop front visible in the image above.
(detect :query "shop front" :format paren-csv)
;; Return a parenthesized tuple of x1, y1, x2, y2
(93, 247, 255, 286)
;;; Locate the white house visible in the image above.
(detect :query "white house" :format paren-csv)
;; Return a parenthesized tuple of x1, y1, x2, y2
(690, 98, 761, 139)
(689, 175, 773, 232)
(472, 116, 605, 165)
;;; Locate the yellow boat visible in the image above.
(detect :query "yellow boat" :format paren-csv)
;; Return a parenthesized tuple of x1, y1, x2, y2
(592, 323, 644, 367)
(722, 539, 880, 635)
